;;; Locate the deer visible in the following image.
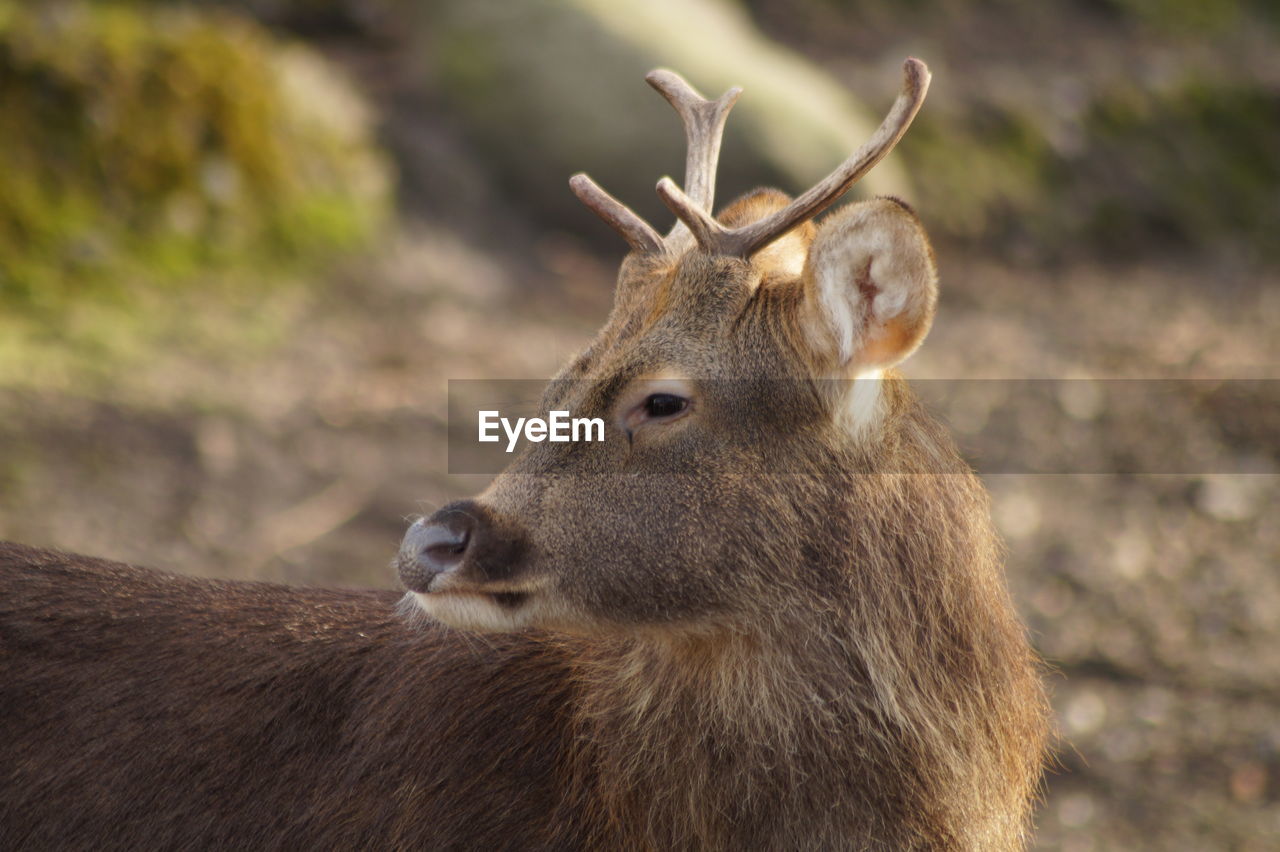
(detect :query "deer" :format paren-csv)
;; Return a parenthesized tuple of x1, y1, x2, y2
(0, 59, 1050, 850)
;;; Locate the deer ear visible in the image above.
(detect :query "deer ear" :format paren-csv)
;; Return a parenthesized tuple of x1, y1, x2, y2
(800, 198, 938, 372)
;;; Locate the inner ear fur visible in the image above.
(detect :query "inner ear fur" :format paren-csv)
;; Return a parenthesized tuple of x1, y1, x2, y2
(719, 189, 816, 286)
(800, 196, 938, 372)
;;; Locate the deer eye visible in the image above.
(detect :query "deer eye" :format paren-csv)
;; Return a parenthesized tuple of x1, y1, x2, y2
(619, 379, 695, 435)
(642, 393, 688, 420)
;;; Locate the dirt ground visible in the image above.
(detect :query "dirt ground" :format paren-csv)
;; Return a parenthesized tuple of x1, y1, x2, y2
(2, 15, 1279, 850)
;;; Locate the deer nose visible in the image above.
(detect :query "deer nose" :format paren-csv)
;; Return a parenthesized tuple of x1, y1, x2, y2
(398, 516, 472, 593)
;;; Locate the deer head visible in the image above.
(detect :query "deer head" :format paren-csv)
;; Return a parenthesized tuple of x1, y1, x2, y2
(398, 60, 947, 636)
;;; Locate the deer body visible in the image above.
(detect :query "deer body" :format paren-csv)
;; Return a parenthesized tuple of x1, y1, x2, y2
(0, 61, 1049, 849)
(0, 544, 581, 849)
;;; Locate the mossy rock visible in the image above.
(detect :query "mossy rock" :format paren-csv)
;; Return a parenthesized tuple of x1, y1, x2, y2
(0, 1, 391, 312)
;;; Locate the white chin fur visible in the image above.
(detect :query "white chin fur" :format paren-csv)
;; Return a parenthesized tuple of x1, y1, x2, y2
(408, 591, 533, 633)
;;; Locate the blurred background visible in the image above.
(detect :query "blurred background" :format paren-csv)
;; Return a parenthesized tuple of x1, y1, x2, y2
(0, 1, 1277, 848)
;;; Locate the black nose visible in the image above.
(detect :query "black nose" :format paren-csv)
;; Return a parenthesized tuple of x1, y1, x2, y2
(397, 511, 473, 593)
(397, 500, 528, 592)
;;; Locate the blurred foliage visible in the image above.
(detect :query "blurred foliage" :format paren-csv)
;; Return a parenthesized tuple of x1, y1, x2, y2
(903, 77, 1280, 259)
(126, 0, 407, 34)
(79, 0, 1275, 264)
(752, 0, 1280, 260)
(791, 0, 1280, 33)
(1092, 0, 1280, 33)
(1076, 81, 1280, 255)
(0, 1, 390, 316)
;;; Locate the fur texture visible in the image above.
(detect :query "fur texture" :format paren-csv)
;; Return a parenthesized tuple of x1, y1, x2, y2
(0, 192, 1050, 850)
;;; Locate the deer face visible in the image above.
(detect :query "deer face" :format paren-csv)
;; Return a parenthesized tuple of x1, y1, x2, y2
(398, 63, 938, 636)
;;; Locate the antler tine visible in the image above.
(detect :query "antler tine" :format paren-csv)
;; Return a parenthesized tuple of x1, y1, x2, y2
(568, 60, 928, 259)
(569, 173, 665, 254)
(655, 177, 728, 249)
(645, 70, 742, 244)
(722, 58, 931, 258)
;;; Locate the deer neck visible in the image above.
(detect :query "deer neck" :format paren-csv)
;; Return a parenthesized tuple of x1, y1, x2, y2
(567, 619, 907, 848)
(561, 468, 1028, 848)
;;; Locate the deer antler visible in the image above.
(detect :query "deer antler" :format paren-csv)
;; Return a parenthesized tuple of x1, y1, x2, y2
(644, 70, 741, 249)
(569, 69, 739, 255)
(659, 59, 931, 258)
(570, 59, 930, 259)
(568, 173, 665, 254)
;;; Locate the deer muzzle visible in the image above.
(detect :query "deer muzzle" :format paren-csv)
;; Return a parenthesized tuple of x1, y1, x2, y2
(397, 500, 530, 603)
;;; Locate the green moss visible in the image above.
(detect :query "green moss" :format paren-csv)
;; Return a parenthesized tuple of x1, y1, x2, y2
(0, 1, 391, 314)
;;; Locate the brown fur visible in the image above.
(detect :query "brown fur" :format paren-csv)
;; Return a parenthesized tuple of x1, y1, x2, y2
(0, 192, 1049, 849)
